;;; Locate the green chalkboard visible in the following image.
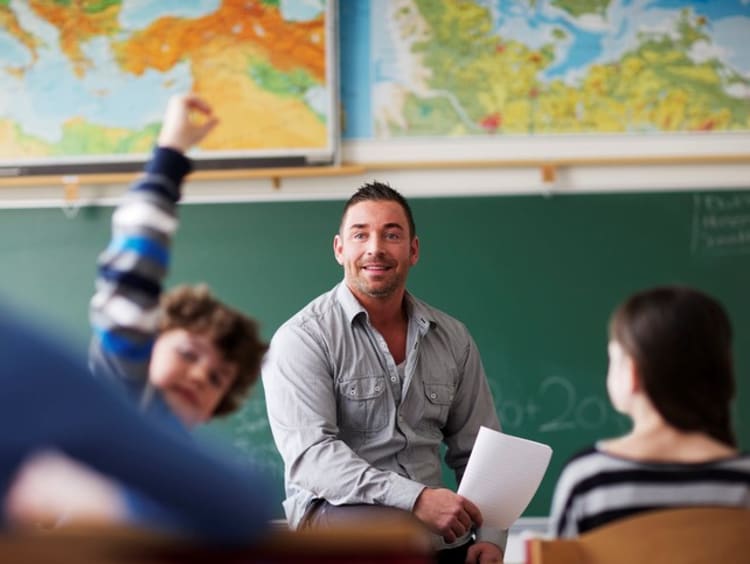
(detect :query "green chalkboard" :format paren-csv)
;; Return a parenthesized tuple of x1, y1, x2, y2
(1, 190, 748, 519)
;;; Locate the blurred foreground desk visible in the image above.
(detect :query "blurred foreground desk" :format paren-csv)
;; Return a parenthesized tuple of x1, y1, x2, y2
(0, 519, 433, 564)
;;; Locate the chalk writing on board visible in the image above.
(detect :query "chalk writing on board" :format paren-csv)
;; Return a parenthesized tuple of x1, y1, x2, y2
(692, 193, 750, 256)
(498, 375, 616, 433)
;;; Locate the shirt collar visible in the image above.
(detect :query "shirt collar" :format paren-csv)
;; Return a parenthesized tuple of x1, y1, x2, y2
(335, 281, 434, 334)
(335, 282, 367, 324)
(406, 292, 433, 334)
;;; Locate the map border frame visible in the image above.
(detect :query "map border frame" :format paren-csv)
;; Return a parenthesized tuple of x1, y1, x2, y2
(0, 1, 339, 177)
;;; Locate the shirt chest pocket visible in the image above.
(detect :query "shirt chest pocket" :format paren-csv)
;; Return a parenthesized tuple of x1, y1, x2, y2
(420, 381, 455, 430)
(337, 375, 388, 433)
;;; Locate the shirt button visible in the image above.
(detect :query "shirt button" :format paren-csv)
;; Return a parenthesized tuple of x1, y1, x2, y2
(391, 376, 397, 382)
(430, 392, 437, 399)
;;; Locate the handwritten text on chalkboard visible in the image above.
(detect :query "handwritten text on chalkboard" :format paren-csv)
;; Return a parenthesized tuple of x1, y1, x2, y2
(692, 193, 750, 256)
(498, 376, 625, 434)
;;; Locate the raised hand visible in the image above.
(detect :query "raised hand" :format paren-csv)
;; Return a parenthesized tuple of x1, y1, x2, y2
(157, 92, 219, 153)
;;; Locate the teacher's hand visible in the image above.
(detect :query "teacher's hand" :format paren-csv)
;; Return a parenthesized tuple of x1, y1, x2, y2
(467, 541, 504, 563)
(413, 487, 483, 543)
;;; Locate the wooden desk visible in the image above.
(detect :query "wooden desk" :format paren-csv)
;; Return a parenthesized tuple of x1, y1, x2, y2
(0, 518, 434, 564)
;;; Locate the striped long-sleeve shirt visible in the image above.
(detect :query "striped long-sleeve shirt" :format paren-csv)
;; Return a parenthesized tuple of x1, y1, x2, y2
(89, 147, 189, 420)
(77, 147, 277, 538)
(549, 445, 750, 537)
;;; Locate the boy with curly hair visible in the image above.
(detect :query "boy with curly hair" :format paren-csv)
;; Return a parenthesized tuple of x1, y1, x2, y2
(2, 95, 273, 536)
(90, 93, 267, 427)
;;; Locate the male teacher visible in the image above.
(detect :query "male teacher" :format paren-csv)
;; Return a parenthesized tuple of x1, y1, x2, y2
(263, 182, 505, 563)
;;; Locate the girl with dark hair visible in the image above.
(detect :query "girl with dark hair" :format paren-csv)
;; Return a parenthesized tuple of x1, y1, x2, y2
(549, 286, 750, 537)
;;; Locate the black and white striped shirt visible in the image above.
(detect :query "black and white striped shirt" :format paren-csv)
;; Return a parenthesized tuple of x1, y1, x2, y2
(549, 446, 750, 537)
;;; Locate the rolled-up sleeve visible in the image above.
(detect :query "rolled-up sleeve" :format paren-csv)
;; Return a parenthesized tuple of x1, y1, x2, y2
(262, 320, 425, 523)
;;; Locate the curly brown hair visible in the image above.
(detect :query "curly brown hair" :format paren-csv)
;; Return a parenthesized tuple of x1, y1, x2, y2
(159, 284, 268, 417)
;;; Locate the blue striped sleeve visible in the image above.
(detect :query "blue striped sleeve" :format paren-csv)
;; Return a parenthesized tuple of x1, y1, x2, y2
(106, 235, 169, 269)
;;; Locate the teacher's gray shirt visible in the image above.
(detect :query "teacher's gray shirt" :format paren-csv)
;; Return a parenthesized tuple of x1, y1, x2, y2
(262, 282, 505, 549)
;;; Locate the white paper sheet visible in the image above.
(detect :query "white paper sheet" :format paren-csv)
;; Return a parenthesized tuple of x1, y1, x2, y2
(457, 426, 552, 529)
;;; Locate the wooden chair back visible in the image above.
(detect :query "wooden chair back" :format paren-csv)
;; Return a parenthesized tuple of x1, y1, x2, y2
(526, 507, 750, 564)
